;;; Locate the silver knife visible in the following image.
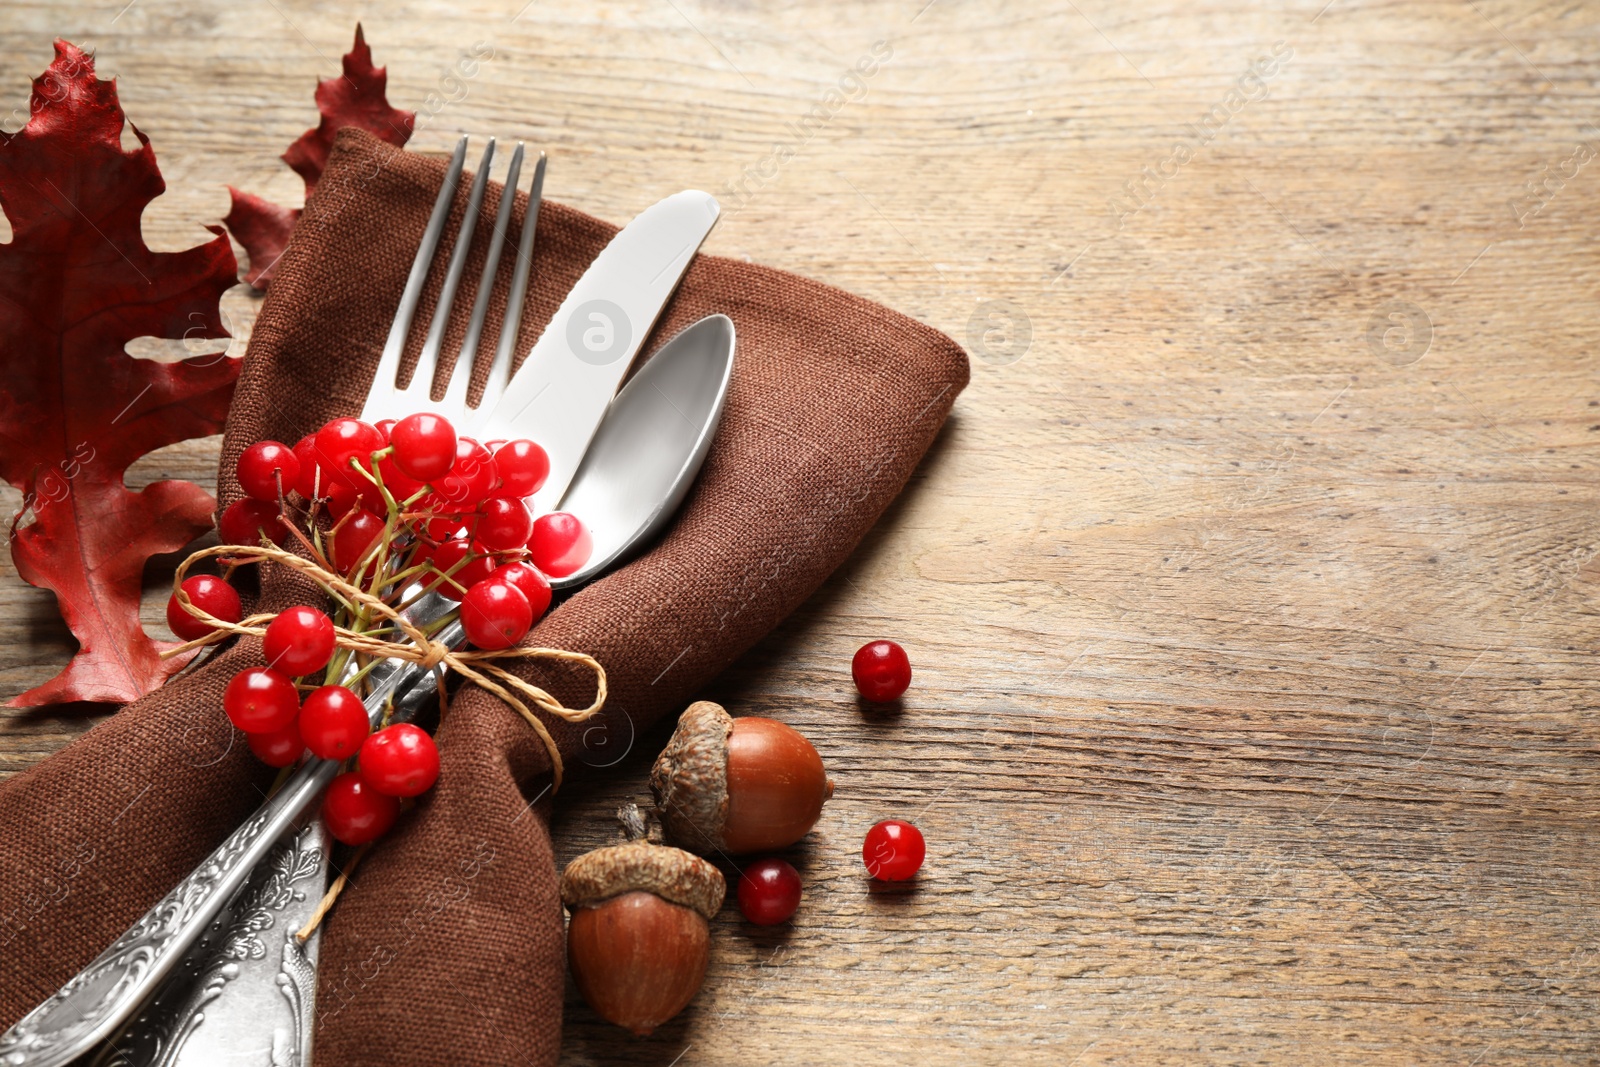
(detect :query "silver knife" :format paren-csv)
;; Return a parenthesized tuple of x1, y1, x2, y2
(477, 189, 720, 512)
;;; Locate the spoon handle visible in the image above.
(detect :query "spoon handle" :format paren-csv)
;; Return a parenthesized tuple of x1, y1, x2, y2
(0, 608, 455, 1067)
(0, 754, 339, 1067)
(88, 630, 458, 1067)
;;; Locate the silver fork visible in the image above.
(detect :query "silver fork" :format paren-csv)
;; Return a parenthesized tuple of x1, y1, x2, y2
(362, 134, 545, 428)
(0, 135, 547, 1067)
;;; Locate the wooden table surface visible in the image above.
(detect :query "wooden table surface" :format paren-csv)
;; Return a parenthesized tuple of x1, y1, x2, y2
(3, 1, 1598, 1063)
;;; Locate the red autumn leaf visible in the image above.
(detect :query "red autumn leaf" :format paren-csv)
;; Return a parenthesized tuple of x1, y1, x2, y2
(0, 41, 240, 706)
(225, 24, 414, 287)
(222, 187, 297, 288)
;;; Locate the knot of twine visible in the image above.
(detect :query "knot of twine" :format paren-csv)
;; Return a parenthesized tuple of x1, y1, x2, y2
(165, 542, 606, 792)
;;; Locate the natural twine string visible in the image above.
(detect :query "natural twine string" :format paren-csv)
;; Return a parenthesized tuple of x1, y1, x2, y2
(164, 543, 607, 792)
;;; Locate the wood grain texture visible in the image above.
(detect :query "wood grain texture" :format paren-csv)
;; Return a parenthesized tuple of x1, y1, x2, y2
(2, 0, 1598, 1062)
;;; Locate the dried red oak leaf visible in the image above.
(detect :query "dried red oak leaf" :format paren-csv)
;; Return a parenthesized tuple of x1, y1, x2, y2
(226, 24, 414, 287)
(0, 41, 239, 706)
(223, 186, 297, 289)
(283, 24, 414, 194)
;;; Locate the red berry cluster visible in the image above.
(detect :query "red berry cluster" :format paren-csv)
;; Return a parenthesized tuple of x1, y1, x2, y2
(205, 607, 438, 844)
(215, 411, 593, 650)
(167, 410, 596, 847)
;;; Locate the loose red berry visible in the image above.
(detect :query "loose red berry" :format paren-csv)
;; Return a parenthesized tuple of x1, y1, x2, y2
(428, 535, 496, 599)
(862, 820, 924, 881)
(434, 437, 497, 508)
(218, 498, 287, 547)
(236, 440, 300, 503)
(461, 578, 532, 650)
(223, 667, 299, 733)
(359, 723, 440, 797)
(299, 685, 370, 760)
(852, 640, 911, 703)
(390, 412, 458, 481)
(737, 858, 803, 925)
(331, 508, 385, 576)
(322, 771, 399, 845)
(491, 561, 552, 624)
(476, 496, 533, 551)
(315, 418, 385, 490)
(165, 574, 241, 642)
(247, 718, 304, 768)
(262, 605, 336, 677)
(492, 439, 549, 497)
(528, 512, 592, 579)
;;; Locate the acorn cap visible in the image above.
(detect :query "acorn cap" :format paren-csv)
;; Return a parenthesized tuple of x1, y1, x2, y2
(560, 839, 725, 922)
(649, 700, 733, 855)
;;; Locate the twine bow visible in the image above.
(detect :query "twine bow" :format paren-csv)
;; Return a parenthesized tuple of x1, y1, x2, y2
(166, 542, 606, 791)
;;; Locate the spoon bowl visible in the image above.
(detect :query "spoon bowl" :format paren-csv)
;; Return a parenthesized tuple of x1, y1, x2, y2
(551, 313, 735, 589)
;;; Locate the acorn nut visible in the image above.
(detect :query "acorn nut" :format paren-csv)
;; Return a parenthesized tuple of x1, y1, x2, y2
(650, 700, 834, 855)
(561, 812, 726, 1036)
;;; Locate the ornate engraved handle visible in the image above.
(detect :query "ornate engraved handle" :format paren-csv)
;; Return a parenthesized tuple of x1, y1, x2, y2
(0, 596, 457, 1067)
(89, 624, 459, 1067)
(0, 762, 336, 1067)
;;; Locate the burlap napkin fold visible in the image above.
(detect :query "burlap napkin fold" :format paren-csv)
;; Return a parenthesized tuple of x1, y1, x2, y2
(0, 127, 966, 1064)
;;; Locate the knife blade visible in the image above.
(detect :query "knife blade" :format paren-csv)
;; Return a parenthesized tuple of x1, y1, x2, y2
(478, 189, 719, 513)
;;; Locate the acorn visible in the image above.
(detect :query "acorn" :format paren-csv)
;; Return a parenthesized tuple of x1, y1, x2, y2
(561, 805, 726, 1036)
(650, 700, 834, 855)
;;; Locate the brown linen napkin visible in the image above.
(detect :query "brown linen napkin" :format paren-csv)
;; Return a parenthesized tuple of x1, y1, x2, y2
(0, 127, 966, 1064)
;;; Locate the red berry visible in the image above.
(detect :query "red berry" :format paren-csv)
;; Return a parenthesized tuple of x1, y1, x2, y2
(375, 448, 424, 506)
(528, 512, 592, 579)
(165, 574, 241, 642)
(223, 667, 299, 733)
(737, 858, 803, 925)
(461, 578, 532, 650)
(390, 412, 458, 482)
(862, 820, 925, 881)
(359, 723, 440, 797)
(314, 418, 385, 490)
(852, 640, 911, 703)
(419, 494, 470, 543)
(324, 480, 361, 518)
(492, 439, 549, 497)
(491, 561, 552, 624)
(375, 419, 396, 440)
(299, 684, 370, 760)
(428, 535, 496, 600)
(247, 718, 304, 768)
(331, 508, 385, 576)
(476, 496, 533, 551)
(218, 498, 287, 547)
(262, 605, 336, 677)
(292, 433, 324, 499)
(322, 771, 399, 845)
(433, 437, 497, 508)
(236, 440, 300, 503)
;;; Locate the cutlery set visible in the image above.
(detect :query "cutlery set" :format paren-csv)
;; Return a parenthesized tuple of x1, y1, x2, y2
(0, 136, 732, 1067)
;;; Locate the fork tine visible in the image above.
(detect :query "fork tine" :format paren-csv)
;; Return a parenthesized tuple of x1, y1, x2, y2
(360, 136, 468, 422)
(475, 150, 547, 420)
(409, 137, 497, 405)
(442, 142, 525, 424)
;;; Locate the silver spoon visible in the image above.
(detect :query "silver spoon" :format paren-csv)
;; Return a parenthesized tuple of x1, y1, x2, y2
(5, 315, 736, 1067)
